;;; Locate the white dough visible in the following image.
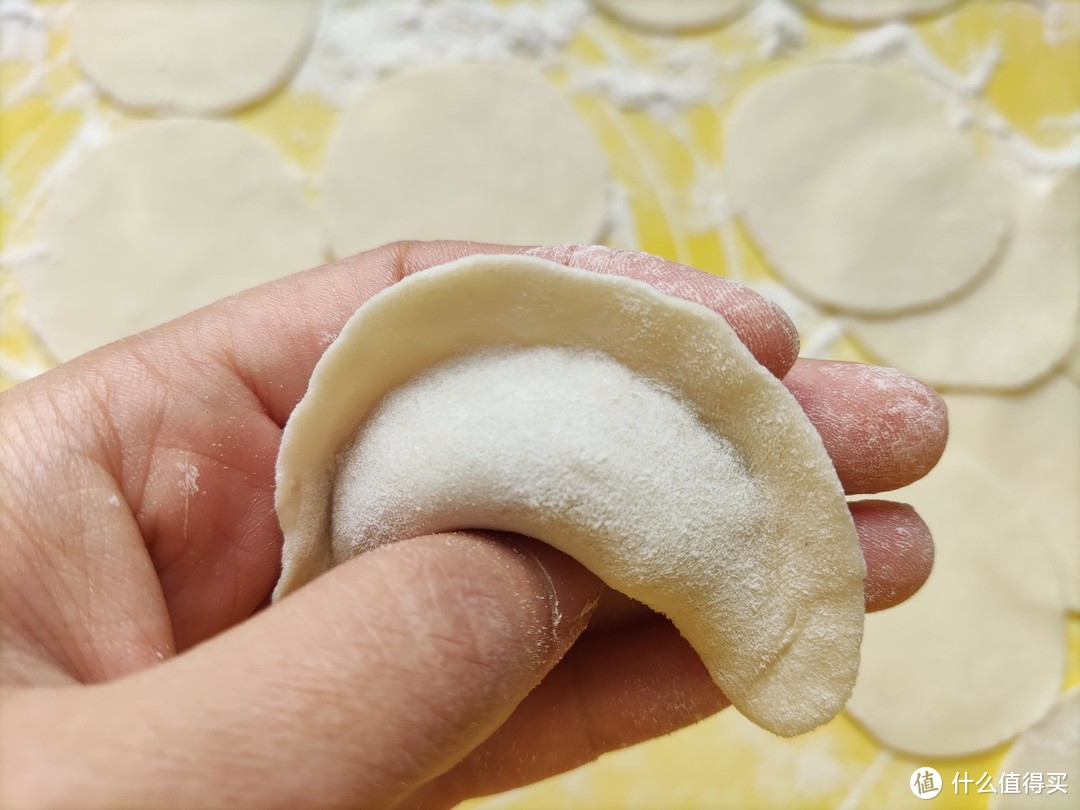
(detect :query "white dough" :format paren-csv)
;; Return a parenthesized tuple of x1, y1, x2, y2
(20, 120, 326, 361)
(1067, 340, 1080, 386)
(73, 0, 319, 114)
(797, 0, 961, 24)
(847, 453, 1066, 757)
(845, 172, 1080, 391)
(274, 255, 865, 737)
(945, 379, 1080, 612)
(1067, 307, 1080, 386)
(990, 686, 1080, 810)
(592, 0, 751, 32)
(321, 65, 610, 258)
(725, 64, 1008, 315)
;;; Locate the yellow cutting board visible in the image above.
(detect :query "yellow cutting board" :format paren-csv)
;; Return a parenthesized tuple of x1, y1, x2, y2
(2, 2, 1078, 808)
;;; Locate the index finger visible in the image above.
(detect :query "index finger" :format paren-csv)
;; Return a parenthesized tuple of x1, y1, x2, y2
(207, 241, 802, 428)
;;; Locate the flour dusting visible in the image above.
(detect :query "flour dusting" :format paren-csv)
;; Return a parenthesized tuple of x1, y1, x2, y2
(177, 460, 200, 539)
(571, 42, 723, 119)
(835, 21, 1000, 97)
(292, 0, 588, 106)
(744, 0, 807, 59)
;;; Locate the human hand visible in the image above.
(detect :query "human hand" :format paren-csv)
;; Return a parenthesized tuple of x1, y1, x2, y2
(0, 243, 945, 810)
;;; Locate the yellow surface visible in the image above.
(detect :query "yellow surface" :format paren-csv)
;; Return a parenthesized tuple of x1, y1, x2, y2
(1, 2, 1078, 808)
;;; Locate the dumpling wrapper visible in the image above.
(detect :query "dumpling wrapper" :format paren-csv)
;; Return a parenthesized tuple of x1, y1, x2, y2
(844, 171, 1080, 391)
(591, 0, 751, 33)
(847, 452, 1066, 757)
(944, 379, 1080, 612)
(72, 0, 320, 115)
(989, 686, 1080, 810)
(19, 119, 327, 361)
(273, 255, 865, 737)
(796, 0, 962, 24)
(321, 64, 610, 258)
(724, 64, 1008, 315)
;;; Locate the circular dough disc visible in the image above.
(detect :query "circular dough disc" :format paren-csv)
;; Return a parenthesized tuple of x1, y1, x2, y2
(797, 0, 961, 24)
(20, 120, 326, 361)
(591, 0, 751, 33)
(990, 686, 1080, 810)
(321, 64, 610, 258)
(724, 64, 1008, 315)
(73, 0, 320, 114)
(944, 379, 1080, 612)
(846, 453, 1067, 757)
(845, 172, 1080, 391)
(1067, 339, 1080, 386)
(1066, 303, 1080, 386)
(273, 254, 865, 737)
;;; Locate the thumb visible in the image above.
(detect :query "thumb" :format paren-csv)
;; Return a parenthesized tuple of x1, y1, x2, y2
(8, 533, 602, 810)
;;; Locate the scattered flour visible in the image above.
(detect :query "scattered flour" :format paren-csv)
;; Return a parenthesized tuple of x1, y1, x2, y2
(1044, 1, 1080, 47)
(292, 0, 589, 106)
(177, 461, 200, 539)
(743, 0, 807, 59)
(571, 42, 723, 119)
(0, 0, 69, 103)
(833, 21, 1001, 97)
(177, 461, 201, 496)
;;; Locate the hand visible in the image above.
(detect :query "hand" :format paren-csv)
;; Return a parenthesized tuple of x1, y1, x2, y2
(0, 243, 945, 810)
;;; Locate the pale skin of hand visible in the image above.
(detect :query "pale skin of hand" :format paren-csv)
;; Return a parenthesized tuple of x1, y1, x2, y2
(0, 242, 946, 810)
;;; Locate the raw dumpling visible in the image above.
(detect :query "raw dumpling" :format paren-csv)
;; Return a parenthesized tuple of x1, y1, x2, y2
(274, 254, 865, 737)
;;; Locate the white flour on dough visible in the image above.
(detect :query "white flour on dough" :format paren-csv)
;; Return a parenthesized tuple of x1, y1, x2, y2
(274, 255, 865, 738)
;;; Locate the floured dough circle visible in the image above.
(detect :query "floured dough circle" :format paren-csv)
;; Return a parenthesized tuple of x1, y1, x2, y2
(847, 453, 1066, 757)
(725, 64, 1008, 315)
(273, 255, 865, 737)
(321, 65, 609, 257)
(797, 0, 961, 23)
(945, 379, 1080, 612)
(73, 0, 320, 114)
(1067, 339, 1080, 386)
(20, 120, 326, 361)
(591, 0, 751, 32)
(845, 172, 1080, 390)
(1063, 287, 1080, 386)
(990, 686, 1080, 810)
